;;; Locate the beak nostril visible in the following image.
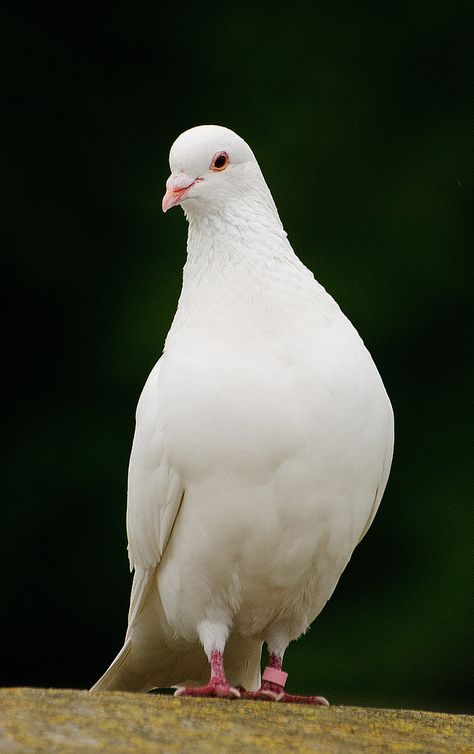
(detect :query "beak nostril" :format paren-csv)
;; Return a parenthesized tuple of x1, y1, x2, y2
(166, 173, 196, 191)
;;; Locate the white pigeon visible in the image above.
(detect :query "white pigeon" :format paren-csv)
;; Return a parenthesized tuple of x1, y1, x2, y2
(91, 125, 394, 704)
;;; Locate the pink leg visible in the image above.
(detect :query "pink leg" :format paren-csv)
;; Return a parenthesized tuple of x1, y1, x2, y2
(241, 652, 329, 706)
(174, 650, 241, 699)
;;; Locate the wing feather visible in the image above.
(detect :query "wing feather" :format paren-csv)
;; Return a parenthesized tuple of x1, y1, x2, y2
(126, 357, 184, 571)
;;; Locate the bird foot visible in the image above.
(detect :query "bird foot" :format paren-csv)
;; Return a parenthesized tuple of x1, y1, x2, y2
(241, 688, 329, 705)
(174, 682, 241, 699)
(240, 664, 329, 705)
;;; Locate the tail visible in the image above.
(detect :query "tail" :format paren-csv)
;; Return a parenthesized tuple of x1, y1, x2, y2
(91, 633, 263, 693)
(90, 638, 142, 692)
(91, 567, 155, 692)
(90, 567, 263, 693)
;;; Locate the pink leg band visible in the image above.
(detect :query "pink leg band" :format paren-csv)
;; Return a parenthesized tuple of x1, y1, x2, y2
(262, 666, 288, 687)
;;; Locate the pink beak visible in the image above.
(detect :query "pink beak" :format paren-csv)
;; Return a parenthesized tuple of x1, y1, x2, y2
(162, 173, 198, 213)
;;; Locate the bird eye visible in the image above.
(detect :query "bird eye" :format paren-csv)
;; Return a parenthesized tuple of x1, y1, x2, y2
(210, 152, 229, 172)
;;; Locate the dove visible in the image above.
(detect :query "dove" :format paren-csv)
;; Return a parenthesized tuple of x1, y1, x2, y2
(91, 125, 394, 704)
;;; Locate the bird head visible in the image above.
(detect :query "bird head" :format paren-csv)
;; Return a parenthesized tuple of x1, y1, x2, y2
(162, 125, 263, 215)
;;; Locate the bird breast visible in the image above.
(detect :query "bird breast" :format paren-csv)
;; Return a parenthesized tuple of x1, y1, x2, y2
(157, 301, 390, 488)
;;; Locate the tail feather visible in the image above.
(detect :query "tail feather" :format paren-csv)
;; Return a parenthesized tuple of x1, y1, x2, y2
(90, 639, 142, 692)
(90, 566, 263, 693)
(91, 633, 262, 693)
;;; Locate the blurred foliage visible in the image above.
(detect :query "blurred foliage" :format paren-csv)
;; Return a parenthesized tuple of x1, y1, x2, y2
(3, 2, 472, 712)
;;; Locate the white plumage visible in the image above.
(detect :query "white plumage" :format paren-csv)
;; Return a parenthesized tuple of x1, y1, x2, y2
(91, 125, 393, 699)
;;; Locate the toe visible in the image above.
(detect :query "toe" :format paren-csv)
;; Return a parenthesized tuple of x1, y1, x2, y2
(281, 692, 330, 705)
(174, 683, 241, 700)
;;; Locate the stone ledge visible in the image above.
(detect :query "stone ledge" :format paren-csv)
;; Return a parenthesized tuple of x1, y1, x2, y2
(0, 687, 472, 753)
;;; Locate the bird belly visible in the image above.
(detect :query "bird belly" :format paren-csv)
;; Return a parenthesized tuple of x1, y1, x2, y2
(157, 470, 357, 644)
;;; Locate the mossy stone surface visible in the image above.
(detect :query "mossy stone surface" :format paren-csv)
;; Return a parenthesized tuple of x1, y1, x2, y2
(0, 688, 472, 753)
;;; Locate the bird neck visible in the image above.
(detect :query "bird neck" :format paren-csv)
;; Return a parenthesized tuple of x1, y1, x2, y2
(182, 190, 294, 281)
(163, 192, 323, 352)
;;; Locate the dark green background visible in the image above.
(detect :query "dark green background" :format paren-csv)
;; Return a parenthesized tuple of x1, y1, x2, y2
(4, 3, 472, 712)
